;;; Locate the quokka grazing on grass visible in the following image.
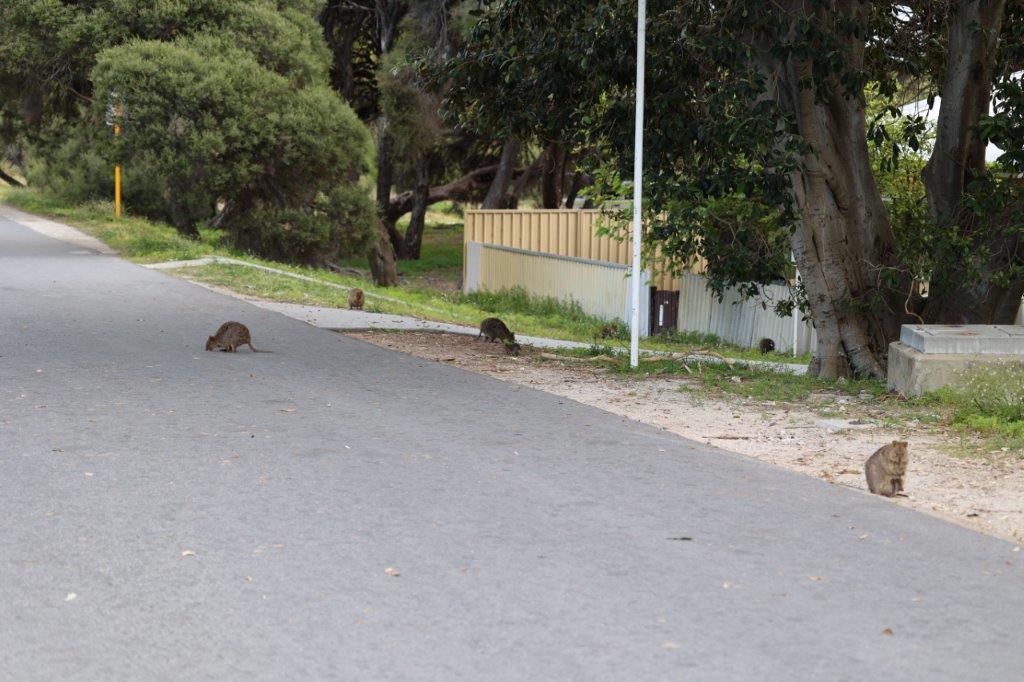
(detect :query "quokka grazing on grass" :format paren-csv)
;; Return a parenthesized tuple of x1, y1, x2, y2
(479, 317, 521, 356)
(348, 288, 365, 310)
(865, 441, 909, 497)
(205, 322, 268, 353)
(478, 317, 515, 344)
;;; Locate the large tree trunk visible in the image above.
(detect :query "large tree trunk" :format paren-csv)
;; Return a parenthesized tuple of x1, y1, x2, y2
(920, 0, 1012, 323)
(768, 2, 908, 379)
(540, 141, 567, 208)
(371, 117, 400, 284)
(508, 151, 545, 208)
(401, 157, 430, 259)
(368, 219, 399, 287)
(363, 1, 406, 286)
(384, 163, 520, 224)
(482, 138, 520, 209)
(564, 172, 592, 208)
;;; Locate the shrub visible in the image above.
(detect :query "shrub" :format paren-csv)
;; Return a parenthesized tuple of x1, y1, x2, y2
(235, 186, 374, 265)
(89, 37, 373, 261)
(9, 0, 374, 265)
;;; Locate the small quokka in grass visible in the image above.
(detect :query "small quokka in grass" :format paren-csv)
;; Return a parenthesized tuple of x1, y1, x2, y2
(865, 441, 909, 497)
(348, 288, 364, 310)
(205, 321, 268, 353)
(479, 317, 521, 355)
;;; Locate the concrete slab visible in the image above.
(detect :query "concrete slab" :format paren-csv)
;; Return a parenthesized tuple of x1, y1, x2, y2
(887, 341, 1024, 396)
(900, 324, 1024, 355)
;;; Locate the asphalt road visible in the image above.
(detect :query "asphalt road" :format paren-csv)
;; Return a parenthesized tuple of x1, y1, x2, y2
(1, 212, 1022, 681)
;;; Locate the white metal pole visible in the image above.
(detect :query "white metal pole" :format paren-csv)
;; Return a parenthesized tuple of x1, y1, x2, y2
(630, 0, 646, 368)
(792, 252, 800, 357)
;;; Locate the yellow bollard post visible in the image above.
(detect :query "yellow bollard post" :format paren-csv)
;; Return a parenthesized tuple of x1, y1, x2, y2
(114, 164, 122, 218)
(113, 100, 122, 219)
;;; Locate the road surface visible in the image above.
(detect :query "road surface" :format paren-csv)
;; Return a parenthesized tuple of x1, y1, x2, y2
(1, 212, 1021, 680)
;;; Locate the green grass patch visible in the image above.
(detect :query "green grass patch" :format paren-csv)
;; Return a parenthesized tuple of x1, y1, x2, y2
(645, 329, 814, 364)
(0, 186, 235, 262)
(542, 346, 885, 403)
(683, 363, 886, 402)
(926, 363, 1024, 455)
(336, 207, 465, 282)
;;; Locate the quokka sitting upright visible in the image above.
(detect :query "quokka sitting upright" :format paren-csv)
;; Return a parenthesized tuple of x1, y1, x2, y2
(864, 441, 909, 497)
(348, 288, 365, 310)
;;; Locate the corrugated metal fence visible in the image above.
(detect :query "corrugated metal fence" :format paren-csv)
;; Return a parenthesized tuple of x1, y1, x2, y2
(464, 209, 813, 353)
(676, 272, 816, 354)
(464, 209, 685, 291)
(464, 242, 649, 333)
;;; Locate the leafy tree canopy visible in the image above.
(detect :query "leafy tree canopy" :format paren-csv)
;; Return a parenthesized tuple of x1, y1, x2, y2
(0, 0, 374, 264)
(448, 0, 1024, 377)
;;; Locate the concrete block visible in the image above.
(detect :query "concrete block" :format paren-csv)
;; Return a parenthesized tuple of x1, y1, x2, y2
(899, 324, 1024, 355)
(887, 342, 1024, 396)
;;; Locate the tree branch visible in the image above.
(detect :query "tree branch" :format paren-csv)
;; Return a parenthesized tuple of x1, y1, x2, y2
(385, 163, 523, 221)
(0, 167, 24, 187)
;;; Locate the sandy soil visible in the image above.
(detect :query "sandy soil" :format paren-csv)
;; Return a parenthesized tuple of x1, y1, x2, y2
(345, 329, 1024, 545)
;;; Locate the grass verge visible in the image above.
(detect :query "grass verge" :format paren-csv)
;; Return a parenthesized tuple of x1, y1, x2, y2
(927, 364, 1024, 455)
(543, 345, 885, 402)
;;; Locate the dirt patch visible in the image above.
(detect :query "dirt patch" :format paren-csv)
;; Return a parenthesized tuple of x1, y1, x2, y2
(344, 329, 1024, 545)
(401, 269, 461, 293)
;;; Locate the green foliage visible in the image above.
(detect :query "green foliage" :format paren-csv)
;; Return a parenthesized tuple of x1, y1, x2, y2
(237, 186, 376, 265)
(0, 0, 374, 265)
(448, 0, 1024, 346)
(379, 45, 443, 170)
(866, 93, 935, 282)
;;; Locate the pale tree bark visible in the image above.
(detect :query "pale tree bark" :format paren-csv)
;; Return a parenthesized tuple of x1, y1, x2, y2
(371, 118, 400, 285)
(482, 138, 520, 209)
(767, 1, 909, 378)
(365, 0, 407, 286)
(402, 156, 431, 259)
(385, 163, 524, 222)
(921, 0, 1012, 323)
(540, 141, 568, 208)
(368, 219, 399, 287)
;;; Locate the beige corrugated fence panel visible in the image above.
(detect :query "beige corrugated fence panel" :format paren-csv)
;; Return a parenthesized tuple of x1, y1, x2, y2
(465, 209, 697, 291)
(472, 243, 631, 322)
(675, 272, 816, 354)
